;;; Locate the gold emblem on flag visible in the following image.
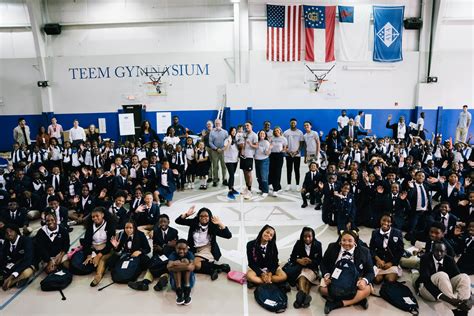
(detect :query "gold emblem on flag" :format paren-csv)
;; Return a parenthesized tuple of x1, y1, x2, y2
(308, 11, 319, 22)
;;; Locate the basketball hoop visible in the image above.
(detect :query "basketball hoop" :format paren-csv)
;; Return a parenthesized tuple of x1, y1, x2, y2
(305, 64, 335, 92)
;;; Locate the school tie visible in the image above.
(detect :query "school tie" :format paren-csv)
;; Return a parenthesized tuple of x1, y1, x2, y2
(419, 184, 426, 208)
(342, 251, 352, 259)
(50, 231, 58, 238)
(349, 127, 354, 139)
(10, 244, 15, 253)
(441, 216, 448, 228)
(330, 184, 334, 192)
(111, 206, 117, 214)
(163, 231, 167, 241)
(35, 154, 40, 163)
(54, 176, 59, 190)
(437, 261, 443, 272)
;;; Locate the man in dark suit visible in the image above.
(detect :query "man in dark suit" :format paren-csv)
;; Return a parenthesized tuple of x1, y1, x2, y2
(47, 166, 66, 200)
(135, 158, 156, 193)
(2, 200, 30, 235)
(340, 119, 369, 141)
(1, 223, 35, 290)
(424, 159, 440, 179)
(318, 173, 340, 225)
(406, 171, 433, 243)
(416, 242, 472, 315)
(68, 185, 95, 225)
(374, 183, 410, 230)
(435, 172, 465, 212)
(431, 202, 460, 243)
(386, 115, 410, 141)
(300, 161, 323, 209)
(113, 167, 132, 195)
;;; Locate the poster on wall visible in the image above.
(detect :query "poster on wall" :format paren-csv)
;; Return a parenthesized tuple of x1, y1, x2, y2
(118, 113, 135, 136)
(156, 112, 172, 134)
(364, 114, 372, 130)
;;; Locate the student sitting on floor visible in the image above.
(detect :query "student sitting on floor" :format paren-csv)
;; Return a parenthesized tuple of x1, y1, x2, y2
(1, 223, 35, 290)
(34, 212, 70, 274)
(132, 192, 159, 236)
(175, 206, 231, 280)
(81, 206, 116, 287)
(289, 227, 322, 309)
(110, 219, 150, 273)
(319, 230, 373, 314)
(369, 213, 404, 284)
(2, 199, 31, 236)
(300, 162, 322, 209)
(246, 224, 288, 289)
(333, 182, 357, 233)
(128, 214, 179, 291)
(68, 184, 95, 225)
(167, 239, 195, 306)
(415, 241, 473, 316)
(96, 190, 130, 229)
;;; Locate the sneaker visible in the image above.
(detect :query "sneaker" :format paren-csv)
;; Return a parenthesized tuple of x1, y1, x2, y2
(302, 294, 312, 308)
(213, 182, 218, 187)
(227, 192, 236, 201)
(128, 280, 149, 291)
(261, 193, 268, 198)
(153, 275, 168, 291)
(243, 191, 252, 200)
(231, 189, 240, 195)
(357, 298, 369, 310)
(191, 183, 195, 189)
(301, 203, 308, 208)
(183, 286, 192, 305)
(16, 278, 28, 288)
(285, 185, 292, 191)
(203, 185, 208, 190)
(210, 269, 219, 281)
(324, 301, 342, 314)
(272, 191, 279, 197)
(207, 178, 213, 183)
(294, 290, 306, 309)
(314, 203, 322, 210)
(176, 288, 185, 305)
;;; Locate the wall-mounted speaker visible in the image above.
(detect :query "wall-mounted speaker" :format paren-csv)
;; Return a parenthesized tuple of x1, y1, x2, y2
(43, 23, 62, 35)
(404, 18, 422, 30)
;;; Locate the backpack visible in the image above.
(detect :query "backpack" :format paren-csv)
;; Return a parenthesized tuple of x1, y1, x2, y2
(254, 283, 288, 313)
(40, 269, 73, 291)
(111, 254, 142, 283)
(379, 281, 419, 315)
(227, 271, 246, 285)
(282, 261, 302, 287)
(69, 250, 95, 275)
(148, 254, 169, 277)
(328, 258, 359, 300)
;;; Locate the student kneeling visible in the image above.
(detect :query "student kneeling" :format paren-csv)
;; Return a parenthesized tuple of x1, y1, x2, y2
(167, 239, 195, 306)
(319, 230, 373, 314)
(1, 224, 36, 290)
(415, 242, 473, 316)
(246, 225, 288, 289)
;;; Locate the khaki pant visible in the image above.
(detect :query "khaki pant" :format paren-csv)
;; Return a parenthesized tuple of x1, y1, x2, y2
(399, 256, 420, 270)
(210, 149, 226, 183)
(455, 127, 468, 143)
(419, 272, 471, 309)
(27, 210, 41, 220)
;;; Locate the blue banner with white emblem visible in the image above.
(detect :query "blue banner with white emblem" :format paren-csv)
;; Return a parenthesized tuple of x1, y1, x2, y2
(373, 6, 404, 62)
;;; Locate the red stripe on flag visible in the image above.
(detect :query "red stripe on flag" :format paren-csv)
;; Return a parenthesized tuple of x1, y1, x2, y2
(286, 6, 290, 61)
(292, 5, 296, 61)
(325, 6, 336, 62)
(297, 5, 301, 61)
(266, 27, 269, 60)
(305, 28, 314, 62)
(277, 27, 280, 61)
(271, 27, 274, 61)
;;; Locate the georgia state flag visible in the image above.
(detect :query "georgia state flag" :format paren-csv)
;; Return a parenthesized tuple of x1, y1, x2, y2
(303, 5, 336, 63)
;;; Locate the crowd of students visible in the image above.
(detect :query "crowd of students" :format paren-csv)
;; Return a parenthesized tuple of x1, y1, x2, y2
(0, 111, 473, 314)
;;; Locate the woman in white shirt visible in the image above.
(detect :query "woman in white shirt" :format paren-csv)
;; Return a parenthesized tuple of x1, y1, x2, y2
(223, 127, 240, 200)
(269, 127, 287, 196)
(163, 127, 180, 149)
(255, 130, 272, 198)
(81, 207, 116, 287)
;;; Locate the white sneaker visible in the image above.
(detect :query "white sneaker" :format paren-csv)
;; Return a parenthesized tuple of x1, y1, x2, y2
(296, 185, 301, 192)
(285, 185, 291, 191)
(261, 193, 268, 198)
(244, 191, 252, 200)
(191, 183, 195, 189)
(272, 191, 279, 197)
(256, 190, 262, 195)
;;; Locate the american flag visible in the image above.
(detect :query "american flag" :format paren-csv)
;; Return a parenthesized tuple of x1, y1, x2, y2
(266, 4, 302, 62)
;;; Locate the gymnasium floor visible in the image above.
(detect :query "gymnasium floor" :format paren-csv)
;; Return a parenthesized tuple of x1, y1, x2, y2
(0, 166, 472, 316)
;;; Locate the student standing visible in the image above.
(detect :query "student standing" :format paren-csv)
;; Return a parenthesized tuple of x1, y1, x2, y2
(283, 118, 304, 191)
(269, 127, 287, 196)
(223, 127, 240, 200)
(238, 121, 258, 199)
(303, 121, 320, 164)
(254, 130, 272, 198)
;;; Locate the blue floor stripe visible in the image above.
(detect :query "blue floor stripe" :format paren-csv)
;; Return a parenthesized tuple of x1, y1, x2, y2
(0, 232, 85, 311)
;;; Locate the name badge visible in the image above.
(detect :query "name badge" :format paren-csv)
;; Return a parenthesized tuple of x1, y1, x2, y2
(331, 268, 342, 279)
(121, 260, 130, 269)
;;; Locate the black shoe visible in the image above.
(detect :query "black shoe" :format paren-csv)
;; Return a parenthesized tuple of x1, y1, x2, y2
(247, 281, 256, 289)
(294, 291, 306, 309)
(210, 269, 219, 281)
(314, 203, 322, 210)
(183, 286, 192, 305)
(302, 293, 312, 308)
(310, 200, 315, 205)
(16, 278, 28, 288)
(153, 275, 168, 291)
(68, 227, 74, 232)
(213, 182, 218, 187)
(279, 282, 291, 293)
(207, 178, 213, 183)
(223, 179, 228, 186)
(218, 264, 231, 273)
(176, 288, 185, 305)
(453, 310, 468, 316)
(301, 203, 308, 208)
(324, 301, 342, 314)
(128, 280, 149, 291)
(358, 298, 369, 310)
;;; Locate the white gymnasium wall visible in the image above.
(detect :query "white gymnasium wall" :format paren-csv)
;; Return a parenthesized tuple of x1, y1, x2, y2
(0, 0, 472, 115)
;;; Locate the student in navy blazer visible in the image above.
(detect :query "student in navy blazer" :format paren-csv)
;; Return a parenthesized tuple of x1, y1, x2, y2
(110, 219, 151, 271)
(156, 160, 176, 207)
(456, 221, 473, 275)
(407, 171, 434, 243)
(320, 230, 373, 314)
(96, 190, 130, 229)
(153, 214, 179, 257)
(369, 214, 404, 284)
(1, 223, 35, 290)
(175, 206, 231, 280)
(132, 192, 159, 235)
(333, 183, 357, 233)
(430, 201, 460, 243)
(289, 227, 322, 309)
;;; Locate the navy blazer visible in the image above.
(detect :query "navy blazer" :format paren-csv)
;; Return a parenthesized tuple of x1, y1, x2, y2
(113, 175, 132, 194)
(416, 254, 460, 298)
(320, 242, 374, 284)
(454, 203, 474, 224)
(289, 239, 322, 271)
(247, 239, 279, 276)
(47, 174, 67, 194)
(341, 125, 367, 140)
(431, 211, 459, 241)
(96, 200, 130, 229)
(157, 169, 176, 191)
(2, 209, 28, 228)
(115, 230, 151, 255)
(335, 193, 357, 222)
(44, 206, 69, 228)
(76, 195, 96, 216)
(408, 182, 433, 213)
(1, 236, 34, 276)
(369, 228, 404, 265)
(132, 203, 160, 227)
(135, 167, 156, 192)
(175, 215, 232, 261)
(34, 225, 70, 263)
(456, 235, 473, 274)
(152, 226, 179, 256)
(82, 219, 116, 256)
(302, 171, 323, 191)
(436, 183, 464, 210)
